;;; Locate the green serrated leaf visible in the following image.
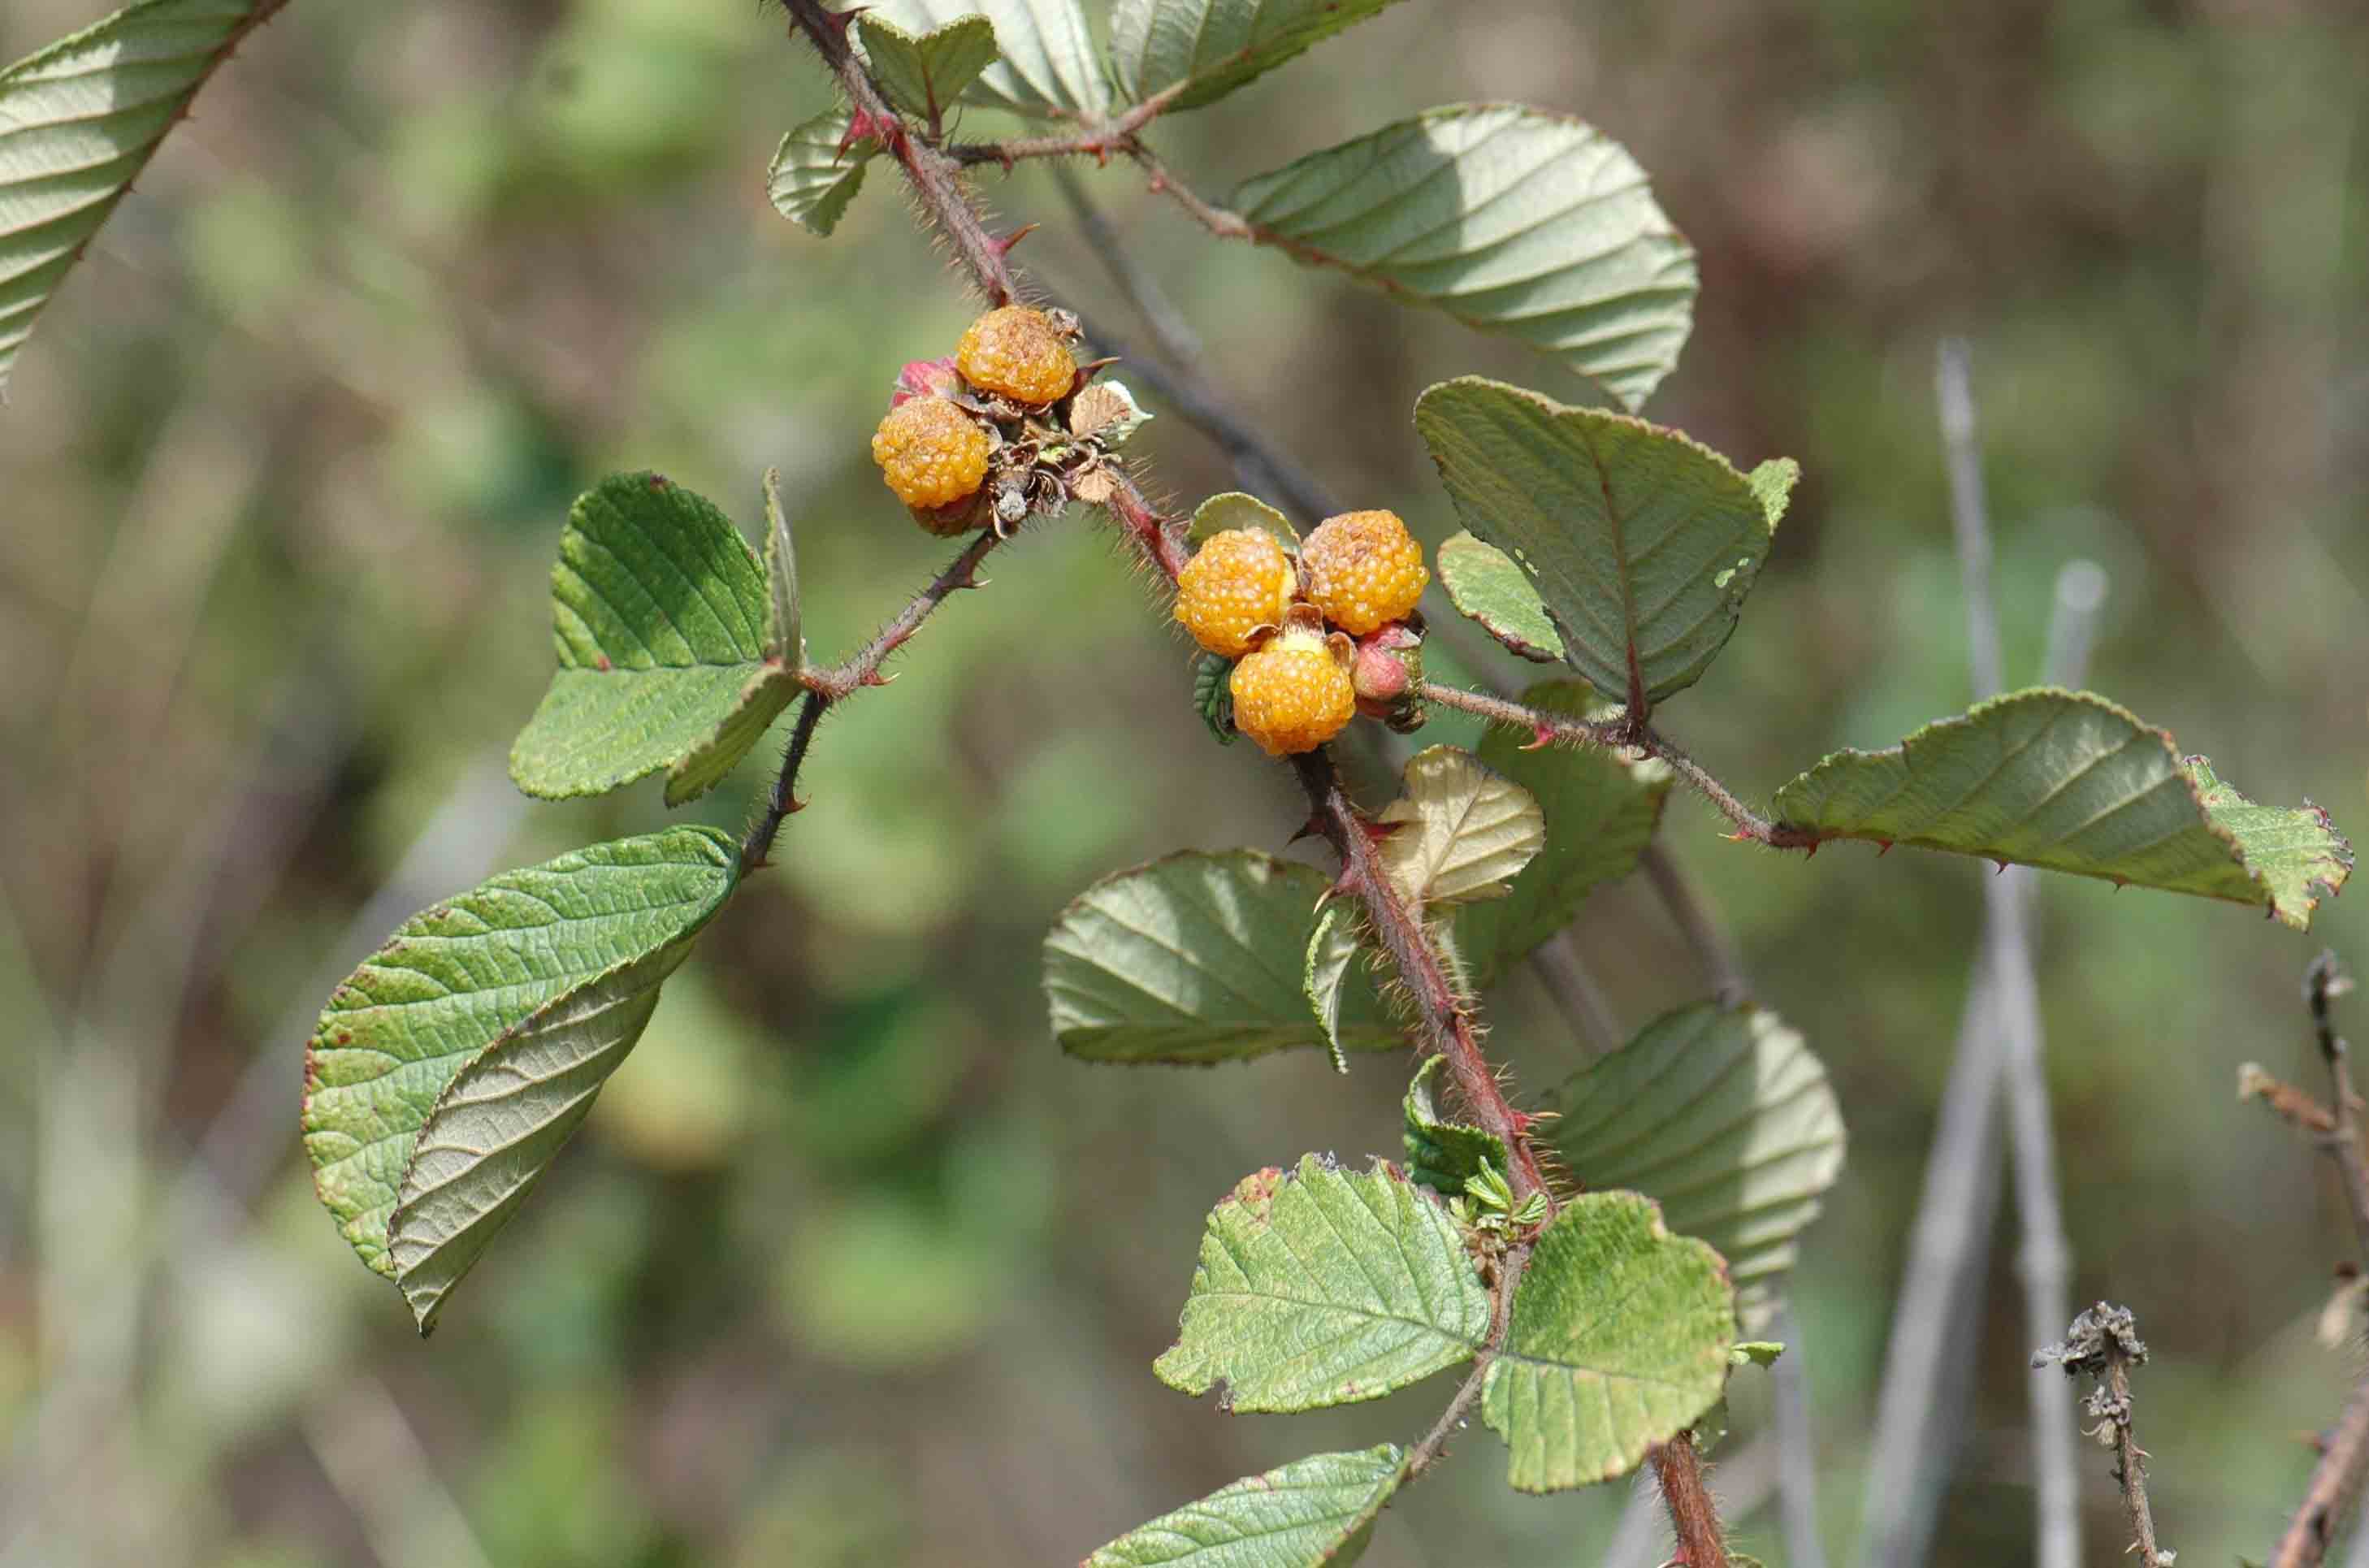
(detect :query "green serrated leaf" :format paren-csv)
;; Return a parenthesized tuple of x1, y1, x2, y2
(1449, 681, 1670, 985)
(1301, 903, 1359, 1075)
(302, 827, 740, 1330)
(1436, 533, 1564, 663)
(1189, 491, 1297, 548)
(1108, 0, 1410, 113)
(1191, 652, 1237, 743)
(864, 0, 1107, 117)
(0, 0, 285, 395)
(1045, 851, 1402, 1064)
(2181, 754, 2351, 929)
(1084, 1445, 1403, 1567)
(509, 473, 799, 808)
(1235, 106, 1696, 411)
(1375, 746, 1544, 912)
(1401, 1055, 1506, 1196)
(1482, 1191, 1735, 1491)
(1154, 1154, 1490, 1411)
(1416, 376, 1793, 708)
(855, 12, 999, 121)
(767, 110, 873, 237)
(1549, 1001, 1843, 1332)
(761, 468, 801, 672)
(1769, 688, 2354, 929)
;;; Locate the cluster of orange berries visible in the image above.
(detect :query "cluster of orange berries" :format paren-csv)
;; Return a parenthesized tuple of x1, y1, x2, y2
(869, 305, 1080, 532)
(1175, 511, 1430, 756)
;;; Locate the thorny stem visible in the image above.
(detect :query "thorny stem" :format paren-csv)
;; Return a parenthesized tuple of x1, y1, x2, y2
(2036, 1304, 2171, 1567)
(777, 1, 1600, 1520)
(781, 0, 1017, 305)
(946, 82, 1189, 167)
(1127, 145, 1255, 240)
(738, 529, 1003, 874)
(2269, 955, 2369, 1568)
(2103, 1349, 2168, 1566)
(1404, 1241, 1531, 1480)
(1288, 749, 1554, 1210)
(2309, 951, 2369, 1264)
(1653, 1432, 1729, 1567)
(2276, 1379, 2369, 1568)
(1414, 681, 1822, 849)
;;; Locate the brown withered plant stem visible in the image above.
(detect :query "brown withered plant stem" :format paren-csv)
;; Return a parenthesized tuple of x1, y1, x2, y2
(2271, 953, 2369, 1568)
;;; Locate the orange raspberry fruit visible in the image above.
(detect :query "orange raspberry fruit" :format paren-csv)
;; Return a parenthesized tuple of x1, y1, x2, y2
(956, 306, 1076, 405)
(1229, 628, 1356, 756)
(1174, 527, 1297, 658)
(1301, 509, 1428, 635)
(872, 396, 990, 511)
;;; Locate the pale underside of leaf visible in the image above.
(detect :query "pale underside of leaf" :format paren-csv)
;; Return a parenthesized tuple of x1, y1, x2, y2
(1189, 490, 1297, 548)
(1301, 902, 1360, 1074)
(1232, 106, 1697, 410)
(855, 12, 999, 123)
(1044, 850, 1403, 1064)
(1436, 532, 1564, 662)
(1154, 1154, 1491, 1412)
(1108, 0, 1411, 113)
(1083, 1445, 1405, 1567)
(1415, 375, 1791, 708)
(1481, 1190, 1735, 1491)
(511, 472, 795, 806)
(1549, 1001, 1844, 1331)
(391, 937, 697, 1332)
(1769, 687, 2353, 929)
(863, 0, 1108, 117)
(1449, 680, 1670, 985)
(0, 0, 288, 394)
(1376, 745, 1544, 911)
(768, 110, 874, 238)
(302, 828, 741, 1293)
(762, 467, 802, 669)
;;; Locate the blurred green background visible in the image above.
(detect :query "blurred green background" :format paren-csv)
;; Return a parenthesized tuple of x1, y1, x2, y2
(3, 0, 2367, 1563)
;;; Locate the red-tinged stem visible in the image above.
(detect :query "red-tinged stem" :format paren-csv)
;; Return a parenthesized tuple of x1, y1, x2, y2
(1126, 146, 1254, 241)
(945, 82, 1189, 167)
(1415, 680, 1823, 851)
(1103, 468, 1193, 583)
(1289, 749, 1554, 1211)
(781, 0, 1016, 305)
(1655, 1432, 1730, 1567)
(740, 527, 1003, 873)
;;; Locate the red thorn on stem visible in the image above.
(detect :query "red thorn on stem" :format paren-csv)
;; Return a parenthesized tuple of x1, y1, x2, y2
(990, 223, 1039, 258)
(1875, 838, 1893, 856)
(1995, 859, 2011, 874)
(1801, 840, 1819, 860)
(1521, 725, 1553, 752)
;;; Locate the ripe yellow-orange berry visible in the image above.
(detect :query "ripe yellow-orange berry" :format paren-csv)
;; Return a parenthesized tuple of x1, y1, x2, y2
(956, 306, 1076, 405)
(1301, 509, 1428, 635)
(872, 396, 990, 510)
(1230, 629, 1356, 756)
(1174, 527, 1296, 658)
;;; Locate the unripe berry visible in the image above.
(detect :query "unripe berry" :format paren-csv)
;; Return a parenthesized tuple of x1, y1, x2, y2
(956, 306, 1076, 405)
(872, 396, 990, 511)
(1174, 528, 1296, 658)
(1301, 509, 1428, 635)
(1230, 627, 1356, 756)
